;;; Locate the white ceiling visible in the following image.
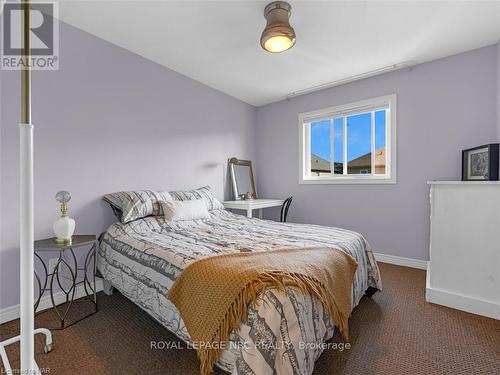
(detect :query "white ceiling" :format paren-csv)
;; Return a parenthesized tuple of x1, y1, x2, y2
(59, 1, 500, 107)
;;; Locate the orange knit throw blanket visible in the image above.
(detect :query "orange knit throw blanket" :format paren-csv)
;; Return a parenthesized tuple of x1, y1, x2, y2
(168, 247, 358, 375)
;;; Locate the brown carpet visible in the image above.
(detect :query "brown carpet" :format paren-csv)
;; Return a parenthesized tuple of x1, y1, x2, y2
(1, 263, 499, 375)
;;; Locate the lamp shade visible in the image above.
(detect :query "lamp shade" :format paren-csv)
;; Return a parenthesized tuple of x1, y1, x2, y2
(260, 1, 296, 53)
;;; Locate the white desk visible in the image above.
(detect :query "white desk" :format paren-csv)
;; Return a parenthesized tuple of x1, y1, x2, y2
(223, 199, 285, 218)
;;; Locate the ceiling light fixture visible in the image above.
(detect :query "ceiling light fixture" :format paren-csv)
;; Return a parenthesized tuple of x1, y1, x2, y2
(261, 1, 295, 53)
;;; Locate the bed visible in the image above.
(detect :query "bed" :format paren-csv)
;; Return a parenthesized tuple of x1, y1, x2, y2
(97, 190, 382, 375)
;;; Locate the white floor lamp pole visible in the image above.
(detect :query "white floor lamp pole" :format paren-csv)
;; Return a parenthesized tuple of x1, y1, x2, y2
(0, 1, 52, 373)
(19, 0, 36, 370)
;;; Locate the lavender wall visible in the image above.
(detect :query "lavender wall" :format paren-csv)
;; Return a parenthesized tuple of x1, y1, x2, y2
(255, 45, 499, 261)
(0, 24, 497, 312)
(0, 23, 256, 309)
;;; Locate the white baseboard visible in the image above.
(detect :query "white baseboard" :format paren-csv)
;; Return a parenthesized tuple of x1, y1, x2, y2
(426, 263, 499, 320)
(374, 252, 428, 270)
(0, 279, 103, 325)
(426, 286, 500, 320)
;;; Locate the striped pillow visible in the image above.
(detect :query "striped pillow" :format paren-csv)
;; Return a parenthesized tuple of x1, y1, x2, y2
(168, 186, 224, 211)
(103, 190, 172, 223)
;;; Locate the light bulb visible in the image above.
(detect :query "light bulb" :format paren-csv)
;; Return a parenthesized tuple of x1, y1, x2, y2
(264, 35, 295, 53)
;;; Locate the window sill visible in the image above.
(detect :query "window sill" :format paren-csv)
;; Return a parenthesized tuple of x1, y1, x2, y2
(299, 176, 397, 185)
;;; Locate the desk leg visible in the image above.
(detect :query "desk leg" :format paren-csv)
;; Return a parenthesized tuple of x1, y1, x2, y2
(247, 208, 252, 218)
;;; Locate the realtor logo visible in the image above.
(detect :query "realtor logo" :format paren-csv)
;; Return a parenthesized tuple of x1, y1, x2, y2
(1, 2, 59, 70)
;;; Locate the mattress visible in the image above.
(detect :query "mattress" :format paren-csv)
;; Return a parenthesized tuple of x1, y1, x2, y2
(97, 209, 382, 375)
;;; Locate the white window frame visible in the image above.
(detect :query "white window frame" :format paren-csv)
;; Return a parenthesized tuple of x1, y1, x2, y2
(299, 94, 397, 184)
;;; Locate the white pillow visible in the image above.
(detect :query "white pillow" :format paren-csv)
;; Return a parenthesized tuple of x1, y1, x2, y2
(161, 199, 210, 222)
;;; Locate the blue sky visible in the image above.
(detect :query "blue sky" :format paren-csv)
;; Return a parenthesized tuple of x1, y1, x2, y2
(311, 110, 386, 163)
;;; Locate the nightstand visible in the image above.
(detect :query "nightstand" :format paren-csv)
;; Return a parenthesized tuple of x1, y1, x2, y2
(34, 235, 98, 329)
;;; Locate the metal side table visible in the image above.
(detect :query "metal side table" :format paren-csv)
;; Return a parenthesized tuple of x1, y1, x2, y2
(34, 235, 98, 329)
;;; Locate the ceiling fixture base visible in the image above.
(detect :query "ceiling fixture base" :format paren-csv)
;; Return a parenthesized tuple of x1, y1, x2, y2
(260, 1, 296, 53)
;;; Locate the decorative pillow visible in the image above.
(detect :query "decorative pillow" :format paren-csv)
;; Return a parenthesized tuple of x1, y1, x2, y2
(168, 186, 224, 211)
(103, 190, 172, 223)
(161, 199, 210, 222)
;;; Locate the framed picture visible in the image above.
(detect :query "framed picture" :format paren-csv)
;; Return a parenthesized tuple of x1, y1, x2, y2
(461, 144, 499, 181)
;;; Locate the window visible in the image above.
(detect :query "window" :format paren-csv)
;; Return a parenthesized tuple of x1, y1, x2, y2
(299, 94, 396, 184)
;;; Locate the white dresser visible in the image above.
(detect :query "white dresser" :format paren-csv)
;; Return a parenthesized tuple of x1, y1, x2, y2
(427, 181, 500, 320)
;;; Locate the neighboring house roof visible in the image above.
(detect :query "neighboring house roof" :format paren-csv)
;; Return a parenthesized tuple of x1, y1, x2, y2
(311, 154, 331, 171)
(310, 154, 343, 172)
(311, 147, 385, 172)
(347, 147, 386, 169)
